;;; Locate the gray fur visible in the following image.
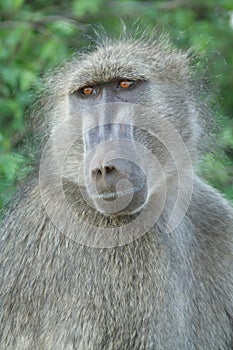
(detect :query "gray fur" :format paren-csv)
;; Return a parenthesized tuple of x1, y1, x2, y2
(0, 32, 233, 349)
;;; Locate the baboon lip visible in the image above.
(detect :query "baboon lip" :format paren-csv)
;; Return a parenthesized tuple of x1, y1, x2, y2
(95, 191, 131, 201)
(93, 184, 146, 201)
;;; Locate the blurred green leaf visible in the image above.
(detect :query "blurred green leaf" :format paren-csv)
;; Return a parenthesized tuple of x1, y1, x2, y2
(72, 0, 104, 17)
(0, 0, 24, 11)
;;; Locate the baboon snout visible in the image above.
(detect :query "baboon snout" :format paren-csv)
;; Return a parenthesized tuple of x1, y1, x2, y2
(83, 123, 148, 214)
(86, 146, 148, 215)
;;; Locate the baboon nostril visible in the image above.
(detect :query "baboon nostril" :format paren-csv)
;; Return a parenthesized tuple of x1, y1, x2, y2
(91, 165, 116, 179)
(92, 168, 102, 178)
(104, 166, 115, 174)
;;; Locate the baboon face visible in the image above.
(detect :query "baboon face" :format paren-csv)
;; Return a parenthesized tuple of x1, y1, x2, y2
(68, 80, 151, 216)
(49, 39, 195, 222)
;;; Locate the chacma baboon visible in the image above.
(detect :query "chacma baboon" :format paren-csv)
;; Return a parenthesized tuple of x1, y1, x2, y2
(1, 31, 233, 350)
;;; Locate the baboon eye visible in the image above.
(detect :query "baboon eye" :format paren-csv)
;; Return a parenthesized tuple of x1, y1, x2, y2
(118, 80, 134, 89)
(81, 86, 96, 95)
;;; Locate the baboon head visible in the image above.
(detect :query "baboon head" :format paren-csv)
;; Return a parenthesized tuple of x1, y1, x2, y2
(39, 33, 199, 246)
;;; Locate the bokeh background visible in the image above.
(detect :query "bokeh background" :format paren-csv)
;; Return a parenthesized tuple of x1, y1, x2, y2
(1, 0, 233, 218)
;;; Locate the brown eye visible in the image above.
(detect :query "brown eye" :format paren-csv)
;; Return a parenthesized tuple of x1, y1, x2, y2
(119, 80, 134, 89)
(82, 86, 94, 95)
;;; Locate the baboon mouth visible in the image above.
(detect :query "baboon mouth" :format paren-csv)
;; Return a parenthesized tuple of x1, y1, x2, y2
(99, 192, 118, 200)
(95, 190, 133, 202)
(93, 184, 144, 201)
(93, 183, 146, 202)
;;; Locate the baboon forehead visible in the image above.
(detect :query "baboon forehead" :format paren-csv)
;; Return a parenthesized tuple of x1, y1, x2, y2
(49, 39, 191, 95)
(69, 43, 152, 91)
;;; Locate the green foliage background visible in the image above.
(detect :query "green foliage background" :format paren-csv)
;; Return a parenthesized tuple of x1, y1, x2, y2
(0, 0, 233, 217)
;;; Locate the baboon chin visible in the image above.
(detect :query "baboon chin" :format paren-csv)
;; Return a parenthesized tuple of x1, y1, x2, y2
(1, 31, 233, 350)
